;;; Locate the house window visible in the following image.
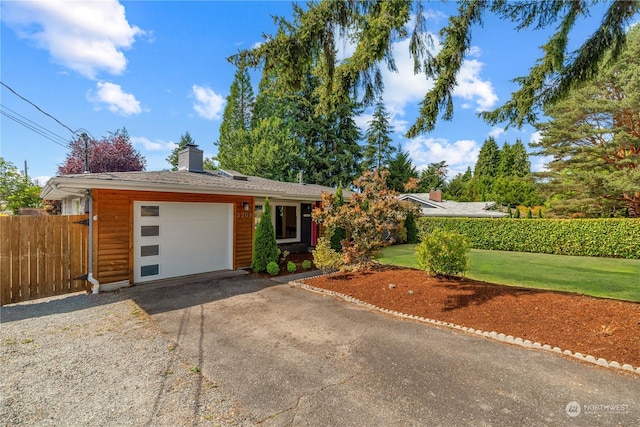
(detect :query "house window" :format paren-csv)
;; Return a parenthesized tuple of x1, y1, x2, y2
(140, 264, 159, 277)
(141, 225, 160, 237)
(275, 205, 297, 239)
(140, 245, 159, 257)
(141, 205, 160, 216)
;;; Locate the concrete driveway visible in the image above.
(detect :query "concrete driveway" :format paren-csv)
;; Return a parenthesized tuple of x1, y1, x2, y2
(128, 273, 640, 426)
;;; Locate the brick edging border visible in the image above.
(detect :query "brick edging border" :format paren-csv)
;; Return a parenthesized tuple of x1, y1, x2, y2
(289, 278, 640, 377)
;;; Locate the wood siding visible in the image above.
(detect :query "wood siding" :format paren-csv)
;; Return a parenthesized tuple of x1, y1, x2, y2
(92, 189, 254, 284)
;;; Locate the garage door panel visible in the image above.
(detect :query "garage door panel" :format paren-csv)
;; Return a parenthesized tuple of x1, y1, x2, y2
(134, 202, 233, 283)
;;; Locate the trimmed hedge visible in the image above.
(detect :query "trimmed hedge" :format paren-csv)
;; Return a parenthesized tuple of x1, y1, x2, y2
(417, 217, 640, 259)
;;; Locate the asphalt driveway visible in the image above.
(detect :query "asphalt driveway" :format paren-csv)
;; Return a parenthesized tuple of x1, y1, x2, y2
(128, 273, 640, 426)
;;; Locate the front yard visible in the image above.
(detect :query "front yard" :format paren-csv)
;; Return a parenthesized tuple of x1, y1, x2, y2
(378, 244, 640, 302)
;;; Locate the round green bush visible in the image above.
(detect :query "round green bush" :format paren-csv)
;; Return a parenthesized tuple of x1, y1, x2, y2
(416, 229, 470, 276)
(287, 261, 297, 273)
(266, 261, 280, 275)
(301, 260, 312, 270)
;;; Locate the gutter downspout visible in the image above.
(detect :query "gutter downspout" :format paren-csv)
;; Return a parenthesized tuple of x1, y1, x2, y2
(86, 190, 100, 294)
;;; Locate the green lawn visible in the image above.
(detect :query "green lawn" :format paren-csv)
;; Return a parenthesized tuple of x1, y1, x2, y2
(378, 244, 640, 302)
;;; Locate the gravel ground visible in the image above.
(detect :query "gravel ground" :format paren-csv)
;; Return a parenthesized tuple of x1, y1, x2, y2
(0, 291, 253, 426)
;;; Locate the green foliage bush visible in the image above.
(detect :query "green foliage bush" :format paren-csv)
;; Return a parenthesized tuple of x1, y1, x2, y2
(416, 229, 470, 276)
(330, 227, 346, 252)
(266, 261, 280, 275)
(405, 213, 418, 244)
(252, 198, 280, 272)
(312, 237, 343, 271)
(302, 260, 312, 270)
(287, 261, 297, 273)
(417, 217, 640, 259)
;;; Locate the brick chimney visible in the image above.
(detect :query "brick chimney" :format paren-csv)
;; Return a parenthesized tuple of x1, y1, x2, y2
(429, 189, 442, 202)
(178, 144, 203, 172)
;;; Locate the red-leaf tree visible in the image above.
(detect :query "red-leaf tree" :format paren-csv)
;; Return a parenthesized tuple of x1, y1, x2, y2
(58, 128, 146, 175)
(313, 169, 420, 270)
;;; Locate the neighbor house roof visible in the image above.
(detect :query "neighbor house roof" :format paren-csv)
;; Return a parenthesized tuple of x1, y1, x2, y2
(399, 193, 507, 218)
(41, 169, 342, 202)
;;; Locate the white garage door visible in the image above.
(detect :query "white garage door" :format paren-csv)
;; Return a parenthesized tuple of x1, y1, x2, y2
(133, 201, 233, 283)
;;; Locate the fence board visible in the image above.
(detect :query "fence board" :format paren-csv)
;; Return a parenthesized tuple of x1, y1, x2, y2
(0, 215, 89, 305)
(0, 218, 12, 305)
(11, 218, 20, 304)
(19, 217, 32, 301)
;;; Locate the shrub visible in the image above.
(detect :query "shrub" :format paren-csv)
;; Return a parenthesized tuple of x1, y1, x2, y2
(280, 250, 290, 263)
(416, 229, 471, 276)
(312, 237, 343, 271)
(266, 261, 280, 275)
(287, 261, 297, 273)
(507, 205, 513, 218)
(301, 260, 312, 270)
(417, 217, 640, 259)
(405, 213, 418, 244)
(252, 198, 280, 272)
(514, 208, 521, 218)
(526, 208, 533, 219)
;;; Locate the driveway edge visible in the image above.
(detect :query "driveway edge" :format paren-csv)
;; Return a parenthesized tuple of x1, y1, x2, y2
(289, 279, 640, 377)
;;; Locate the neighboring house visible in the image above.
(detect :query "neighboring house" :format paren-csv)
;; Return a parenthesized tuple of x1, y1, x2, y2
(41, 144, 334, 291)
(399, 190, 507, 218)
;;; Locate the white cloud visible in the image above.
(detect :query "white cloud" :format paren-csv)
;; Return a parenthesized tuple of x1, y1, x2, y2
(452, 59, 498, 111)
(405, 136, 480, 177)
(131, 136, 177, 151)
(192, 85, 225, 120)
(88, 82, 143, 116)
(529, 130, 543, 145)
(489, 127, 505, 139)
(2, 0, 143, 79)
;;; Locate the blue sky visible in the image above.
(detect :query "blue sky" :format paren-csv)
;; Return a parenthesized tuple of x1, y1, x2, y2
(0, 1, 627, 184)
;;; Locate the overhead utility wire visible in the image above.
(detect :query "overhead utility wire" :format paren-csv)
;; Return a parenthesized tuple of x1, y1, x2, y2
(0, 109, 71, 149)
(0, 104, 71, 147)
(1, 81, 78, 135)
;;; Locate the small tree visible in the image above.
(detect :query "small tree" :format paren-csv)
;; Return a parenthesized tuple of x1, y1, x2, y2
(526, 208, 533, 219)
(58, 128, 146, 175)
(251, 198, 279, 272)
(313, 169, 419, 269)
(0, 158, 42, 214)
(507, 205, 513, 218)
(416, 229, 471, 277)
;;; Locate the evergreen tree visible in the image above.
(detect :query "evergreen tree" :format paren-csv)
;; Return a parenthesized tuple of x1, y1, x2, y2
(237, 2, 637, 134)
(216, 63, 255, 172)
(386, 146, 418, 193)
(532, 24, 640, 217)
(419, 161, 448, 192)
(363, 98, 395, 171)
(511, 139, 531, 178)
(251, 198, 279, 273)
(474, 137, 500, 178)
(497, 142, 514, 177)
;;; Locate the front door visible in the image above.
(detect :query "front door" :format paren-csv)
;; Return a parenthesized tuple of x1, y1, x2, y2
(300, 203, 312, 246)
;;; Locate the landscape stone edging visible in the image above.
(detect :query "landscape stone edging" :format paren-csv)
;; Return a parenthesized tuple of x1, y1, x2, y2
(288, 278, 640, 377)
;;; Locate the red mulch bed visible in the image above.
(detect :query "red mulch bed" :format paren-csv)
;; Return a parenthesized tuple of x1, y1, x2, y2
(303, 266, 640, 369)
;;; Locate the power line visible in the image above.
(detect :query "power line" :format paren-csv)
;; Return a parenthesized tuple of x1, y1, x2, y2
(0, 108, 71, 149)
(1, 81, 78, 135)
(0, 104, 71, 148)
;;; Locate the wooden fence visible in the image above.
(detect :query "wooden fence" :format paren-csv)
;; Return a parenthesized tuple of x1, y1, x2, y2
(0, 215, 89, 306)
